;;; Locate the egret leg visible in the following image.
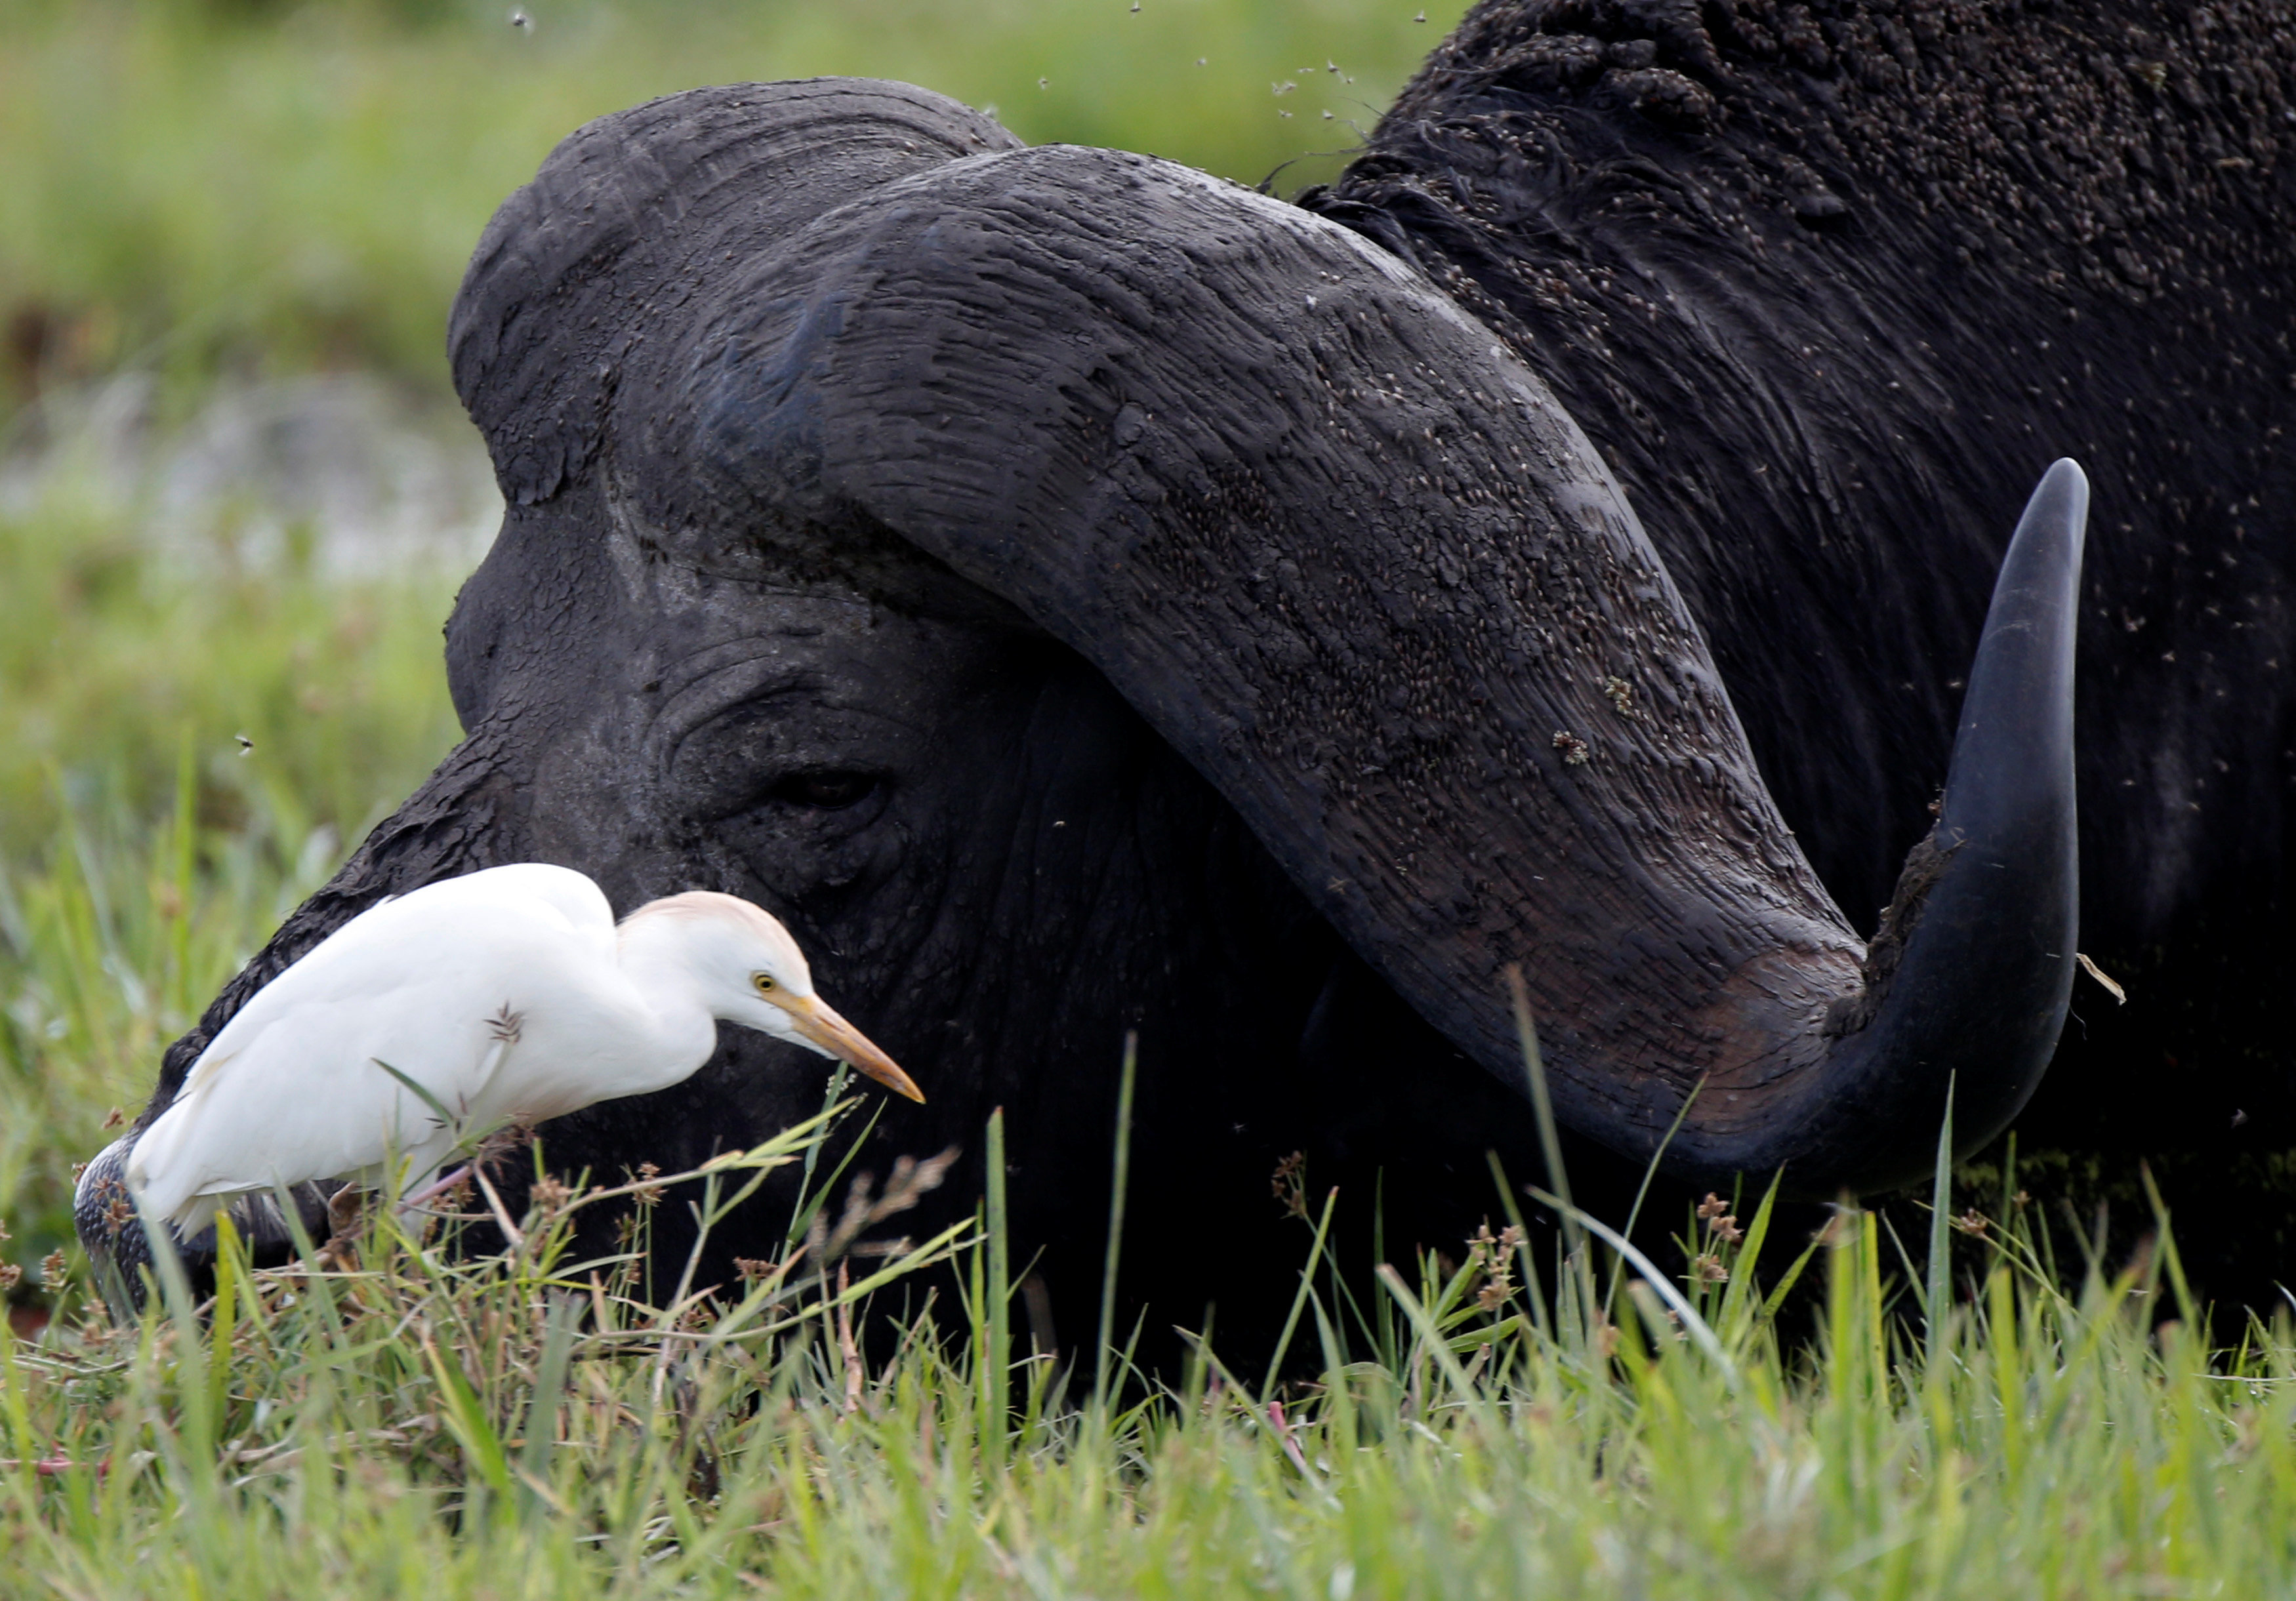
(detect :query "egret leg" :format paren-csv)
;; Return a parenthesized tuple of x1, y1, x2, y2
(398, 1165, 474, 1213)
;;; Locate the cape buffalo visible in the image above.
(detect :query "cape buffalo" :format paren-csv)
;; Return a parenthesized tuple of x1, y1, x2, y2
(83, 0, 2295, 1335)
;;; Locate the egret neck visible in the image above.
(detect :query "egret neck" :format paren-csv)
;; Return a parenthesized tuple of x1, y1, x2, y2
(607, 903, 747, 1099)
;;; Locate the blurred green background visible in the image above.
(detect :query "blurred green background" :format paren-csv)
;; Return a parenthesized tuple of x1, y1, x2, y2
(0, 0, 1460, 1308)
(1, 0, 1462, 415)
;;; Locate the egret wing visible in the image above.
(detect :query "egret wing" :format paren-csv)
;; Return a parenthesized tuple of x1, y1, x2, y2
(131, 889, 611, 1230)
(230, 864, 614, 1016)
(399, 863, 615, 941)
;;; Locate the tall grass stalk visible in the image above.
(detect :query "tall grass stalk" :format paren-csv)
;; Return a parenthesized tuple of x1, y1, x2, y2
(1091, 1031, 1138, 1419)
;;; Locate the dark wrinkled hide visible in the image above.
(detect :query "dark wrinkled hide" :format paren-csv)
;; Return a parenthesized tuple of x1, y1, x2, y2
(85, 0, 2296, 1335)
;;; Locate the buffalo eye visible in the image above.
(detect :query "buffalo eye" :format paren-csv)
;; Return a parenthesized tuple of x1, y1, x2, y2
(769, 771, 881, 811)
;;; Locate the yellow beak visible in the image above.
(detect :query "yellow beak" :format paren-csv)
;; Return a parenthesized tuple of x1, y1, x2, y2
(781, 996, 925, 1103)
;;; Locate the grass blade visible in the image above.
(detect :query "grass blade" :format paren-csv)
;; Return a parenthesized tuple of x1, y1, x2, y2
(1505, 967, 1599, 1347)
(982, 1105, 1010, 1472)
(516, 1292, 579, 1520)
(1926, 1073, 1956, 1376)
(1261, 1186, 1341, 1405)
(1094, 1031, 1139, 1417)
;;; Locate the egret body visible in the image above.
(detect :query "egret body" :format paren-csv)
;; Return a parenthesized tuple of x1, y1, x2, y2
(122, 864, 918, 1235)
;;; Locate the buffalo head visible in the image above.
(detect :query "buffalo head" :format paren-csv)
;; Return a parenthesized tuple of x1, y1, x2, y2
(83, 71, 2102, 1333)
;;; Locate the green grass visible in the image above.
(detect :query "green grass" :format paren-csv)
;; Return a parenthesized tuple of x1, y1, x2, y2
(9, 1077, 2296, 1597)
(0, 0, 1466, 415)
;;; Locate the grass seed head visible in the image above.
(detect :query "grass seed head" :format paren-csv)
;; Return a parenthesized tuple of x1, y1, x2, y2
(1467, 1223, 1519, 1312)
(1271, 1150, 1309, 1220)
(632, 1161, 665, 1206)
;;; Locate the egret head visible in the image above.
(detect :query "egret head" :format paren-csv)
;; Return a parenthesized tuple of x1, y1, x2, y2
(623, 891, 923, 1103)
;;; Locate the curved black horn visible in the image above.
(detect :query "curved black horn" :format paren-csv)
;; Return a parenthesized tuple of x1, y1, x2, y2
(605, 129, 2092, 1198)
(1672, 460, 2087, 1191)
(464, 93, 2085, 1199)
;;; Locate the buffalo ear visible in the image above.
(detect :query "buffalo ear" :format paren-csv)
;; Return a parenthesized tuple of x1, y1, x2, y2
(448, 79, 1021, 510)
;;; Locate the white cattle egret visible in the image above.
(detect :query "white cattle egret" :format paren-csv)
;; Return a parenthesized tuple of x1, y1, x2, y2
(125, 863, 919, 1236)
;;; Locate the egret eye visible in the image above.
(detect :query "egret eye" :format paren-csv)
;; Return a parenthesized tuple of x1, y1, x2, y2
(753, 973, 777, 994)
